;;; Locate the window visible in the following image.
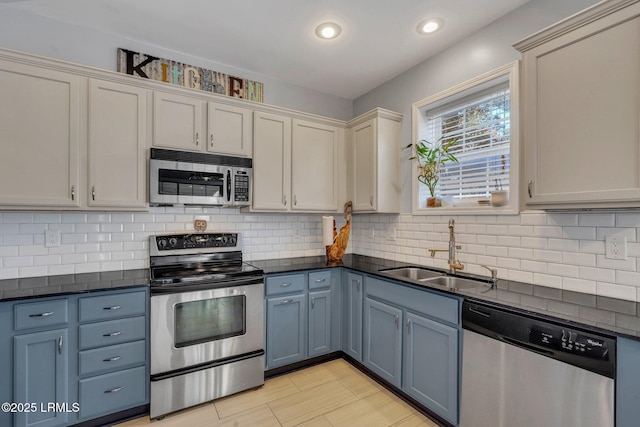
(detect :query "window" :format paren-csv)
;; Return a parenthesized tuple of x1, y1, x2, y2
(411, 61, 519, 214)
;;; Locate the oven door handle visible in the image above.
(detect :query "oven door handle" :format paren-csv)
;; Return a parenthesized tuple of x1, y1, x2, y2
(150, 276, 264, 295)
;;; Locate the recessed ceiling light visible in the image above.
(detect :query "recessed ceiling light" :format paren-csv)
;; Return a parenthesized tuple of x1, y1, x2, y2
(315, 22, 342, 40)
(417, 18, 444, 35)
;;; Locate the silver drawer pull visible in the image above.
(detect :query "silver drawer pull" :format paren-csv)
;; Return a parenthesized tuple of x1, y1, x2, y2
(104, 387, 123, 394)
(280, 283, 292, 287)
(103, 306, 121, 310)
(282, 299, 293, 304)
(315, 278, 326, 283)
(103, 356, 121, 362)
(311, 297, 315, 309)
(29, 312, 54, 318)
(103, 331, 122, 337)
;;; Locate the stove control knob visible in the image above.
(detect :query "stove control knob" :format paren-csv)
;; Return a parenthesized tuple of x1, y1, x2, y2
(169, 237, 178, 247)
(229, 235, 237, 246)
(221, 236, 228, 245)
(157, 238, 168, 249)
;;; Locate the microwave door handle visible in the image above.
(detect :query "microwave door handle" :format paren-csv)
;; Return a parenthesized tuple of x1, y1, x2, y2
(227, 170, 232, 202)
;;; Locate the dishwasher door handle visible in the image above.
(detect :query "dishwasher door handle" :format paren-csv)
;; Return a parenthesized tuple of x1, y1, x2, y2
(502, 335, 554, 357)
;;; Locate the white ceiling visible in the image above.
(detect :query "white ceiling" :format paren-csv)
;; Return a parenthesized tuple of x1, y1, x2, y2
(1, 0, 529, 99)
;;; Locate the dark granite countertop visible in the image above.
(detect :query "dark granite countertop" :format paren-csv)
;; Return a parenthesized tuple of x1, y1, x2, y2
(0, 269, 149, 301)
(252, 254, 640, 341)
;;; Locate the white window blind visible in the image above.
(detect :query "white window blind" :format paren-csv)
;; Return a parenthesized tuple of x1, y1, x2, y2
(419, 83, 510, 202)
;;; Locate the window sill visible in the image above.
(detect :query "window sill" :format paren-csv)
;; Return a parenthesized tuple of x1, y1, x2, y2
(412, 204, 519, 216)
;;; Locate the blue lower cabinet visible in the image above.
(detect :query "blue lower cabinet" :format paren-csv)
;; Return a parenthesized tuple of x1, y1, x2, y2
(343, 271, 363, 362)
(14, 329, 69, 427)
(308, 289, 332, 358)
(363, 297, 403, 387)
(266, 293, 307, 368)
(403, 311, 458, 425)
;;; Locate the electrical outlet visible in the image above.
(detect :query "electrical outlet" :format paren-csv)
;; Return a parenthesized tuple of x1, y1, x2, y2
(605, 236, 627, 260)
(387, 226, 396, 242)
(45, 230, 60, 248)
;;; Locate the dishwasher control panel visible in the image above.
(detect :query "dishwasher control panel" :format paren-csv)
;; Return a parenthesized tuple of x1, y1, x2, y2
(530, 326, 610, 360)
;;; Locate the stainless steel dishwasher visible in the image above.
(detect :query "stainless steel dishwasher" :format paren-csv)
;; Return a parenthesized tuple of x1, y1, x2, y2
(460, 300, 615, 427)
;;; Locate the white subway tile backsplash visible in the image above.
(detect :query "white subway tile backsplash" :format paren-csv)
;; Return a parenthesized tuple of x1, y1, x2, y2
(563, 277, 596, 293)
(597, 281, 636, 300)
(578, 213, 615, 227)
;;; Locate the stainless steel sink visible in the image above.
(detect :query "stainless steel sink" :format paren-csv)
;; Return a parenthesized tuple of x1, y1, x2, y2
(379, 267, 444, 281)
(421, 276, 491, 291)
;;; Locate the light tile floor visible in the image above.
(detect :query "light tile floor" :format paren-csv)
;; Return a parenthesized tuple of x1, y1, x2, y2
(117, 359, 440, 427)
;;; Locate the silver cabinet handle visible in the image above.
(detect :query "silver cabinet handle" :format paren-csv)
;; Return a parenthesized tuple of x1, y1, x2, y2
(103, 305, 121, 311)
(283, 195, 287, 206)
(103, 331, 122, 337)
(370, 196, 373, 206)
(103, 356, 121, 362)
(210, 134, 214, 147)
(280, 283, 292, 287)
(58, 336, 63, 355)
(311, 297, 315, 309)
(406, 319, 412, 334)
(29, 312, 53, 318)
(281, 299, 293, 304)
(315, 278, 326, 283)
(294, 195, 297, 206)
(528, 180, 532, 198)
(195, 132, 199, 146)
(352, 279, 361, 292)
(395, 315, 399, 329)
(104, 387, 123, 394)
(71, 185, 75, 201)
(91, 185, 96, 201)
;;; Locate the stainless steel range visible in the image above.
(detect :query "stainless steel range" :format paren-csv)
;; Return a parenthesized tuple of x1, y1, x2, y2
(148, 232, 264, 419)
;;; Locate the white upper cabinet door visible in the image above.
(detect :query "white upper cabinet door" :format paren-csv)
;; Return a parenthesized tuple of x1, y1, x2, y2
(207, 102, 253, 156)
(0, 60, 81, 208)
(291, 120, 340, 211)
(253, 112, 292, 211)
(352, 119, 377, 212)
(153, 91, 204, 151)
(517, 1, 640, 209)
(88, 79, 148, 209)
(347, 109, 402, 213)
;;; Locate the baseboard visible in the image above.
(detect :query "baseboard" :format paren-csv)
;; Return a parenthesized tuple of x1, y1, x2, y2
(264, 351, 343, 378)
(71, 404, 149, 427)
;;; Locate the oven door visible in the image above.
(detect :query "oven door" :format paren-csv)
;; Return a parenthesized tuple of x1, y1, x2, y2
(150, 281, 263, 375)
(150, 159, 230, 206)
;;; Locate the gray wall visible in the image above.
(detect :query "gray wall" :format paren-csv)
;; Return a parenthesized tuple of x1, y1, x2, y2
(353, 0, 600, 212)
(0, 5, 353, 121)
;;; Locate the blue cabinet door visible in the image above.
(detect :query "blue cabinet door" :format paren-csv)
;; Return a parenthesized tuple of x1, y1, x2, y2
(14, 329, 69, 427)
(363, 297, 403, 387)
(266, 294, 306, 368)
(403, 311, 458, 425)
(343, 272, 363, 361)
(308, 289, 332, 357)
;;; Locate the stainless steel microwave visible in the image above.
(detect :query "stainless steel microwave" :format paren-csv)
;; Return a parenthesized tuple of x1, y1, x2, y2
(149, 148, 252, 207)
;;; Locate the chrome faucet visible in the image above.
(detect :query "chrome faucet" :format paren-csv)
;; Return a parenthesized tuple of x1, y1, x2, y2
(428, 219, 464, 274)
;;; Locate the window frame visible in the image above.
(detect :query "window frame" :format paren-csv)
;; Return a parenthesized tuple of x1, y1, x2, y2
(410, 60, 520, 215)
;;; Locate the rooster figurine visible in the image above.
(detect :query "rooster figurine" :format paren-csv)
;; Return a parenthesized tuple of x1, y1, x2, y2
(326, 201, 352, 264)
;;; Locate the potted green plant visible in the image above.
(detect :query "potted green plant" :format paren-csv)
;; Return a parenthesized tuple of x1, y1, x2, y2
(404, 136, 458, 207)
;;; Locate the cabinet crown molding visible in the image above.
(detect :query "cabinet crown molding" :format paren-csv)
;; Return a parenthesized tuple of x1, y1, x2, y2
(514, 0, 640, 52)
(348, 108, 403, 128)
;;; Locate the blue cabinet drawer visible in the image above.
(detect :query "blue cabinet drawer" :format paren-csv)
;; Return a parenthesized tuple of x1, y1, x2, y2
(366, 277, 460, 325)
(266, 274, 305, 295)
(79, 316, 146, 350)
(78, 366, 147, 421)
(14, 298, 68, 331)
(309, 270, 331, 289)
(79, 340, 146, 376)
(79, 291, 146, 323)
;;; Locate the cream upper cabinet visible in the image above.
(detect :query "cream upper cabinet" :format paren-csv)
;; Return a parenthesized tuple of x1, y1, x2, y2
(0, 59, 81, 208)
(347, 109, 402, 213)
(516, 0, 640, 209)
(253, 111, 292, 211)
(207, 102, 253, 156)
(88, 79, 148, 209)
(291, 119, 341, 211)
(152, 91, 204, 151)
